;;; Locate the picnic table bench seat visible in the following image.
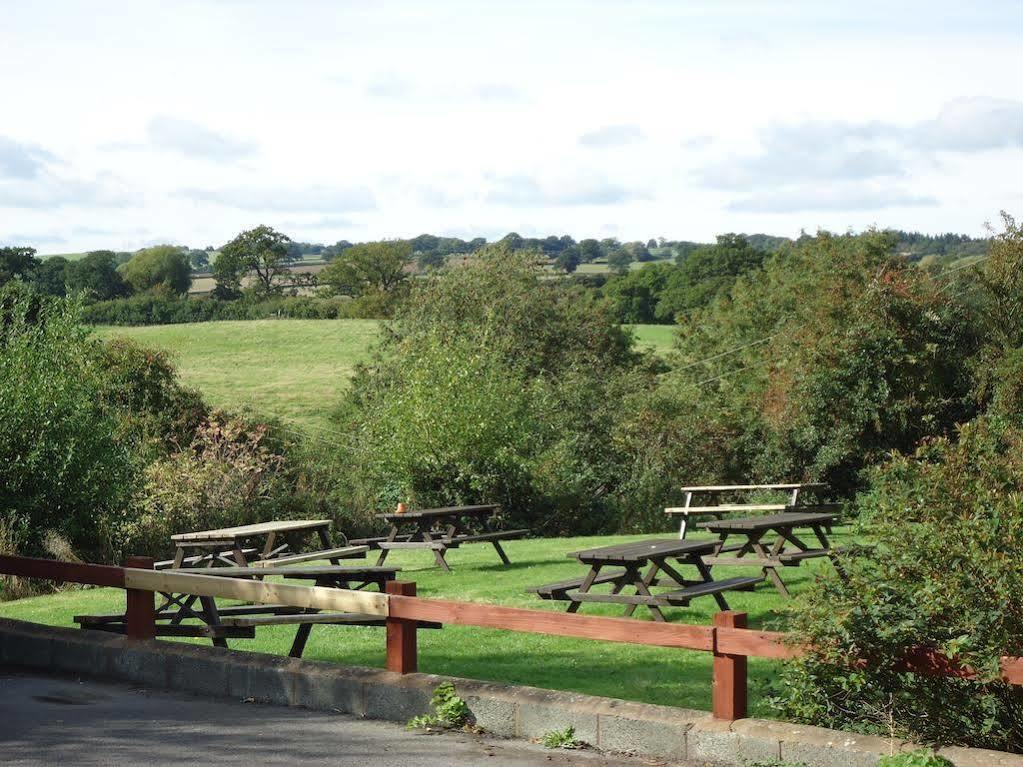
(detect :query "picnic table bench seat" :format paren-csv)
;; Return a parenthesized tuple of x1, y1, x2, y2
(154, 547, 259, 570)
(441, 528, 530, 544)
(349, 533, 413, 547)
(247, 545, 368, 568)
(373, 505, 526, 571)
(660, 575, 764, 603)
(529, 568, 629, 598)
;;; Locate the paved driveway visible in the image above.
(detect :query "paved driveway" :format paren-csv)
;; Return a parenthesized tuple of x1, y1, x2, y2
(0, 668, 675, 766)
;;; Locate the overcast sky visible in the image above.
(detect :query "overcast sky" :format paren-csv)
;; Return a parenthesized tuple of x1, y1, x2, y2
(3, 1, 1023, 253)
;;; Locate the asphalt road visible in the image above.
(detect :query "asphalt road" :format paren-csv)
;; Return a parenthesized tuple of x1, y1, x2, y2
(0, 668, 673, 766)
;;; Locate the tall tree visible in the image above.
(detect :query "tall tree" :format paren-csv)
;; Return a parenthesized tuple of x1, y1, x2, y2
(65, 251, 130, 300)
(319, 240, 413, 296)
(119, 245, 192, 296)
(214, 225, 294, 297)
(0, 246, 39, 285)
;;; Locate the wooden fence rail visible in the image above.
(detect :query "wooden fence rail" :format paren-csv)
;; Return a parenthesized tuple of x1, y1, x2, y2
(1, 554, 1021, 721)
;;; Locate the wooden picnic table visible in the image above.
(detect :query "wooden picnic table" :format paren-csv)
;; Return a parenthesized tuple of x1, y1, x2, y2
(666, 482, 831, 538)
(163, 519, 367, 569)
(529, 539, 763, 621)
(74, 564, 438, 657)
(698, 511, 847, 597)
(366, 504, 528, 572)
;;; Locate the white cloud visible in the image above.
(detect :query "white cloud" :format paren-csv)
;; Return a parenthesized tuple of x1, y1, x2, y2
(0, 137, 56, 179)
(578, 124, 645, 148)
(177, 185, 376, 213)
(729, 184, 938, 213)
(146, 116, 256, 162)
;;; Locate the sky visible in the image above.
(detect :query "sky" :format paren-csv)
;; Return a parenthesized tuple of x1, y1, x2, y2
(2, 0, 1023, 253)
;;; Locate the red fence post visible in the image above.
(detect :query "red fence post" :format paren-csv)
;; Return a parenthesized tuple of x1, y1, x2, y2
(385, 581, 418, 674)
(124, 556, 156, 640)
(712, 611, 748, 720)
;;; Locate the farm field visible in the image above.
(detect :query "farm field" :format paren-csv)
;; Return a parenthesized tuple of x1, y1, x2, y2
(97, 320, 381, 431)
(0, 528, 855, 715)
(97, 320, 676, 431)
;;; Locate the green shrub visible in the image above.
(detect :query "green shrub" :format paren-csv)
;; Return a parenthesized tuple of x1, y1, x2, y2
(335, 249, 652, 534)
(96, 338, 207, 458)
(776, 416, 1023, 752)
(0, 285, 138, 561)
(118, 415, 296, 558)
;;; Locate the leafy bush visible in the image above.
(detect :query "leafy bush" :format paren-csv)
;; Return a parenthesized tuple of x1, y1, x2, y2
(96, 338, 208, 458)
(0, 285, 138, 560)
(619, 230, 979, 517)
(775, 416, 1023, 752)
(334, 248, 651, 534)
(118, 415, 297, 558)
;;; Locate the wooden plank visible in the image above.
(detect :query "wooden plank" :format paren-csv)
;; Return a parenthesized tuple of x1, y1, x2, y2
(122, 567, 389, 617)
(712, 611, 748, 720)
(171, 519, 331, 542)
(680, 483, 828, 492)
(698, 512, 838, 532)
(0, 554, 124, 588)
(387, 595, 714, 650)
(247, 546, 369, 568)
(377, 541, 452, 550)
(375, 504, 499, 521)
(715, 626, 799, 659)
(667, 504, 789, 514)
(386, 581, 419, 674)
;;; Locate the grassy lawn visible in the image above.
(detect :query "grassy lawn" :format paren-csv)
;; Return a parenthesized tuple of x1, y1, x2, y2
(96, 320, 382, 432)
(97, 320, 675, 432)
(628, 323, 676, 355)
(0, 528, 855, 716)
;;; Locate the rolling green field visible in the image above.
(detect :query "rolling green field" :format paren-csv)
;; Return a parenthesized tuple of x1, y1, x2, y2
(97, 320, 675, 431)
(97, 320, 381, 431)
(0, 529, 852, 714)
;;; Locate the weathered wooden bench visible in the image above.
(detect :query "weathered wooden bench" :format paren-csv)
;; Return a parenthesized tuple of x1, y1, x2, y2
(247, 545, 369, 568)
(530, 569, 629, 599)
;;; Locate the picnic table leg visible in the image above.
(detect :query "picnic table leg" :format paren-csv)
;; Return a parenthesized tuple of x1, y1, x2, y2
(261, 531, 278, 560)
(199, 596, 228, 648)
(750, 535, 790, 598)
(171, 548, 185, 569)
(693, 558, 731, 611)
(421, 528, 451, 572)
(376, 525, 399, 566)
(567, 565, 601, 614)
(631, 567, 666, 622)
(316, 527, 343, 565)
(812, 524, 850, 580)
(491, 539, 512, 566)
(290, 615, 317, 658)
(230, 544, 248, 568)
(678, 491, 693, 539)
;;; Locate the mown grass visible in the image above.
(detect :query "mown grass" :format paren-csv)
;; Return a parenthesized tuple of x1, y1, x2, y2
(0, 528, 856, 715)
(97, 320, 676, 432)
(96, 320, 382, 432)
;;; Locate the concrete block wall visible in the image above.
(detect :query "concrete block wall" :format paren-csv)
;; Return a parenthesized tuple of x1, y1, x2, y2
(1, 618, 1020, 767)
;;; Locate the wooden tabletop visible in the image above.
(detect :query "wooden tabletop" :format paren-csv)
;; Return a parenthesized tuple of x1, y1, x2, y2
(375, 504, 499, 521)
(680, 483, 829, 493)
(170, 519, 332, 542)
(172, 564, 401, 578)
(570, 538, 717, 564)
(697, 512, 837, 532)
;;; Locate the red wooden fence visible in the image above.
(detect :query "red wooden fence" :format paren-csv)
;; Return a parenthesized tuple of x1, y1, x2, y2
(1, 554, 1020, 721)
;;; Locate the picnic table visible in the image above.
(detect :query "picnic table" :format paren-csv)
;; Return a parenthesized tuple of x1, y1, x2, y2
(363, 504, 528, 572)
(75, 564, 440, 657)
(529, 539, 763, 621)
(162, 519, 368, 569)
(698, 510, 848, 597)
(666, 483, 830, 538)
